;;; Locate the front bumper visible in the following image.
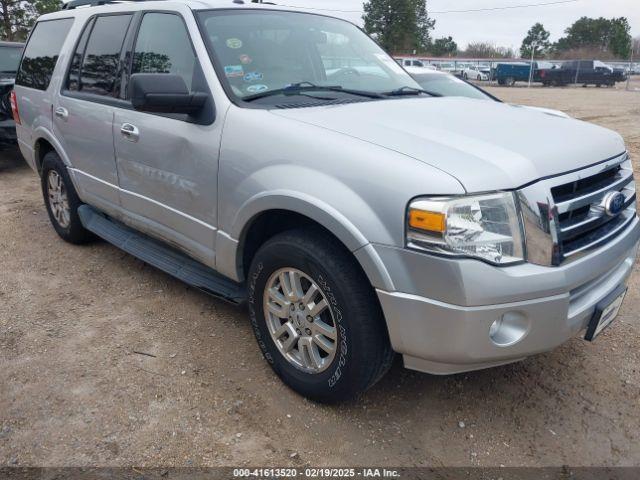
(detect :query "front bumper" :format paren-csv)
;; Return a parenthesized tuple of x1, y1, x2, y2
(375, 216, 640, 375)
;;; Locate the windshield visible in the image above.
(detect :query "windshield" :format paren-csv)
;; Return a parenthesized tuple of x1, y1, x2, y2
(0, 46, 23, 73)
(196, 10, 421, 103)
(410, 73, 493, 101)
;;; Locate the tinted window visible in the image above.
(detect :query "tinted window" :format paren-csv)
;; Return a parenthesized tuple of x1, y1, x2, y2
(132, 13, 196, 90)
(66, 18, 93, 91)
(79, 14, 132, 96)
(0, 46, 23, 74)
(16, 19, 73, 90)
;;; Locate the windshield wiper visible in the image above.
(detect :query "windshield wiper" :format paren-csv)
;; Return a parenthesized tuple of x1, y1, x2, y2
(243, 81, 385, 102)
(383, 86, 442, 97)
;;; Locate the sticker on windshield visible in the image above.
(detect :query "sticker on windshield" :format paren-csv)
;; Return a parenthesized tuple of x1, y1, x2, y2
(239, 54, 253, 65)
(374, 53, 405, 74)
(244, 72, 264, 83)
(224, 65, 245, 78)
(246, 84, 269, 94)
(226, 38, 243, 49)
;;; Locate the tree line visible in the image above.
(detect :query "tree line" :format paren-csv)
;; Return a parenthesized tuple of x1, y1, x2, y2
(363, 0, 635, 60)
(1, 0, 636, 62)
(1, 0, 62, 41)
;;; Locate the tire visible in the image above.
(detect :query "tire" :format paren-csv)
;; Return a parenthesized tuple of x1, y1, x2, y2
(477, 75, 482, 81)
(247, 228, 394, 403)
(505, 77, 515, 87)
(41, 151, 94, 244)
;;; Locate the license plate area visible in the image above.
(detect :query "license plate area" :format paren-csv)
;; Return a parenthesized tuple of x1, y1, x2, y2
(585, 286, 627, 342)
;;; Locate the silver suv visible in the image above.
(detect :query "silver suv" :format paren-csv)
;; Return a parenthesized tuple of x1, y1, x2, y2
(13, 0, 639, 402)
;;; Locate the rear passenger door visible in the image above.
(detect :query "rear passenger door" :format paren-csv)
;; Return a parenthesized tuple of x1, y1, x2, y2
(113, 12, 220, 267)
(54, 13, 134, 215)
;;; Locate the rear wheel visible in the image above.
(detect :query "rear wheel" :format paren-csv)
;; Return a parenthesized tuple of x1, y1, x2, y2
(247, 228, 394, 403)
(41, 151, 94, 244)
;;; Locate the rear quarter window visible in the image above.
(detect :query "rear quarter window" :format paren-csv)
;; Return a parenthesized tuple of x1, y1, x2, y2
(16, 18, 74, 91)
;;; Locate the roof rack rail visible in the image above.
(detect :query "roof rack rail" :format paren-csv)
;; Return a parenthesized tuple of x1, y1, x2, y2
(62, 0, 163, 10)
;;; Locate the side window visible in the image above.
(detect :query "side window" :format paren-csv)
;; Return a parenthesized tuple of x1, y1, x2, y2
(131, 13, 196, 91)
(16, 18, 74, 91)
(78, 14, 132, 97)
(66, 18, 93, 91)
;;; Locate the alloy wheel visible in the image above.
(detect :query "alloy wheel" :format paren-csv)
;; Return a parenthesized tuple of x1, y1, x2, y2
(263, 268, 338, 374)
(47, 170, 71, 228)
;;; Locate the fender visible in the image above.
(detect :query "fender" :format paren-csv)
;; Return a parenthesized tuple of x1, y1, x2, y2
(32, 126, 72, 169)
(215, 190, 396, 291)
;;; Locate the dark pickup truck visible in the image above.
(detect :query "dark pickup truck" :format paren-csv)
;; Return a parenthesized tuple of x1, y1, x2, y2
(539, 60, 627, 87)
(0, 41, 24, 150)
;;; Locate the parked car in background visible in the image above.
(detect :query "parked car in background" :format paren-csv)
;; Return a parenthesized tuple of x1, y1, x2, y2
(493, 61, 554, 86)
(396, 58, 436, 70)
(14, 0, 639, 403)
(406, 67, 570, 118)
(540, 60, 627, 87)
(0, 41, 24, 150)
(461, 65, 489, 81)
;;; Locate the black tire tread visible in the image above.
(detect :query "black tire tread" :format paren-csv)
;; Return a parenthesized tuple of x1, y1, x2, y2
(251, 227, 394, 402)
(41, 151, 94, 245)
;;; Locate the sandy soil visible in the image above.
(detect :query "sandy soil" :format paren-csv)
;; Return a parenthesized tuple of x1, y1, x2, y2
(1, 86, 639, 468)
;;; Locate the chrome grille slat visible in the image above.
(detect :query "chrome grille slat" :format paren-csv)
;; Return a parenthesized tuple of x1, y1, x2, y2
(559, 193, 636, 240)
(551, 156, 637, 263)
(562, 210, 636, 258)
(517, 152, 637, 267)
(554, 169, 634, 214)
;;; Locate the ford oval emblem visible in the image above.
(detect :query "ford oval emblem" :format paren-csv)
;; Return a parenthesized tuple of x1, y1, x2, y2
(603, 191, 626, 217)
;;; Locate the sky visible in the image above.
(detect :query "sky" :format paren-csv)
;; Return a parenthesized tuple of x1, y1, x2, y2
(271, 0, 640, 51)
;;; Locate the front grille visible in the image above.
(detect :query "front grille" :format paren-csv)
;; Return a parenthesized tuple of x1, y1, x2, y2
(551, 157, 636, 263)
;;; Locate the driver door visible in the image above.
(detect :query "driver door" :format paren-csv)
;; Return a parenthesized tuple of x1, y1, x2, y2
(113, 12, 221, 267)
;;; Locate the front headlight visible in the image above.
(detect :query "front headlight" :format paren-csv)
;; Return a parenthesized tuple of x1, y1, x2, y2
(407, 192, 525, 265)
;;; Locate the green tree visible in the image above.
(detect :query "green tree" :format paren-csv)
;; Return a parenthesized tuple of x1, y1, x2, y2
(554, 16, 632, 59)
(431, 36, 457, 57)
(363, 0, 435, 53)
(520, 23, 550, 58)
(1, 0, 62, 41)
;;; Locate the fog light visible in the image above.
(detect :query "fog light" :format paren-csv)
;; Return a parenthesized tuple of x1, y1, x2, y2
(489, 312, 529, 347)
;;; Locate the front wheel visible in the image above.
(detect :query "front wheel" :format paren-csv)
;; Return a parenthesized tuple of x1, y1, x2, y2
(247, 228, 394, 403)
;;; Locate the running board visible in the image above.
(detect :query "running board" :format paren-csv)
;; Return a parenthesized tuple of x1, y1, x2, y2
(78, 205, 246, 305)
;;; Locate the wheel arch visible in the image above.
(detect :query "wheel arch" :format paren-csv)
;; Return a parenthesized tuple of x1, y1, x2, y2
(219, 194, 395, 292)
(32, 127, 72, 174)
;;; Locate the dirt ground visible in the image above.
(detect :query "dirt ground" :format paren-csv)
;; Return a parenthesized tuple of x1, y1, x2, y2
(1, 86, 639, 468)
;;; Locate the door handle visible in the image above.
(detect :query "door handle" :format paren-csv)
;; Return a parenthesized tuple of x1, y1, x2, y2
(120, 123, 139, 142)
(54, 107, 69, 121)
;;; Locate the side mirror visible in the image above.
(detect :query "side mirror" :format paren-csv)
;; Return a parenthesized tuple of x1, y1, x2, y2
(130, 74, 208, 115)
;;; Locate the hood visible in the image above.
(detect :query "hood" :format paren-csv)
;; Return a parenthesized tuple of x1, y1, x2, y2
(271, 97, 625, 192)
(513, 104, 571, 119)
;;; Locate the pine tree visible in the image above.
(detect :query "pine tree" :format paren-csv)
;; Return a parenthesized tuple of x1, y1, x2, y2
(363, 0, 435, 54)
(520, 23, 551, 58)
